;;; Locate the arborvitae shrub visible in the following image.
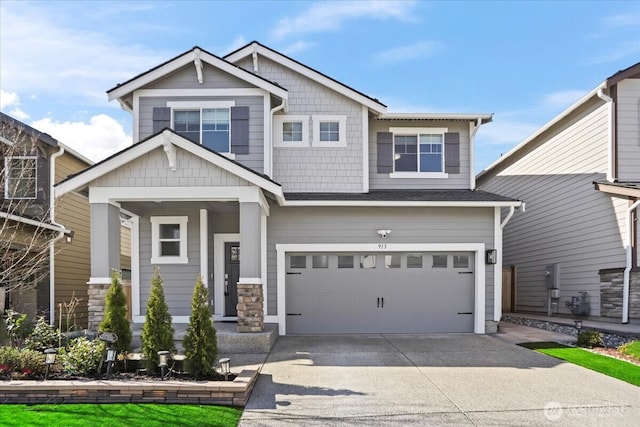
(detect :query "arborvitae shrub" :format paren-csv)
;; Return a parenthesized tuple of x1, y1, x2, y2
(182, 276, 217, 379)
(99, 271, 131, 353)
(141, 268, 175, 372)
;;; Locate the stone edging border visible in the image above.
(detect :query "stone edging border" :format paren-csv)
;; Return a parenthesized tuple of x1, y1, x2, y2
(0, 369, 258, 407)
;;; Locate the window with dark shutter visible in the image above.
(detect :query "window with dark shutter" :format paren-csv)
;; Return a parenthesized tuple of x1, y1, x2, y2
(377, 132, 393, 173)
(444, 132, 460, 174)
(152, 107, 171, 133)
(230, 106, 249, 154)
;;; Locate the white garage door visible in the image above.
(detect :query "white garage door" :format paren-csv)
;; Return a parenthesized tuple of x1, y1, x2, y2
(286, 252, 475, 334)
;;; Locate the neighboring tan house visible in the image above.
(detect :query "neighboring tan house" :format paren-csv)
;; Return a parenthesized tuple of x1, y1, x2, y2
(477, 62, 640, 325)
(56, 42, 520, 335)
(1, 112, 90, 327)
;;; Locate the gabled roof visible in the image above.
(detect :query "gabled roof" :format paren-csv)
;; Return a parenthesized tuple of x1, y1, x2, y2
(1, 111, 58, 147)
(55, 129, 284, 204)
(225, 41, 387, 114)
(107, 46, 288, 109)
(476, 61, 640, 182)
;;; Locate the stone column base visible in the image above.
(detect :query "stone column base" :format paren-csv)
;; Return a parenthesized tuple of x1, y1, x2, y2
(87, 282, 111, 330)
(237, 283, 264, 333)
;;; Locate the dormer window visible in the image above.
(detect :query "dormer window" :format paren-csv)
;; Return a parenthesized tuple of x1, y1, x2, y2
(4, 156, 37, 199)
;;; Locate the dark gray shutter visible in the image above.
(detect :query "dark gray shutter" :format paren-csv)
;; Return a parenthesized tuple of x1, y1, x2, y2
(152, 107, 171, 133)
(230, 106, 250, 154)
(36, 153, 48, 204)
(444, 132, 460, 174)
(377, 132, 393, 173)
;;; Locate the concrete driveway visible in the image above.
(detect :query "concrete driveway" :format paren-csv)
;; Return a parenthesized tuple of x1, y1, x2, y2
(239, 333, 640, 426)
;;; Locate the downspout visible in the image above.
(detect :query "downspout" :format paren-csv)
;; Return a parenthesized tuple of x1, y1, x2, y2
(49, 146, 67, 325)
(623, 200, 640, 324)
(597, 88, 614, 182)
(269, 98, 286, 177)
(469, 118, 482, 190)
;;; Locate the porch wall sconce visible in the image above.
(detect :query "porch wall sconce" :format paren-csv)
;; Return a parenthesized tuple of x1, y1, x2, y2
(219, 357, 231, 381)
(158, 351, 170, 380)
(485, 249, 497, 265)
(574, 319, 583, 335)
(44, 348, 57, 380)
(65, 230, 75, 244)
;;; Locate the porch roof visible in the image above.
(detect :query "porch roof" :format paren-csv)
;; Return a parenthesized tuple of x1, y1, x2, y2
(54, 129, 284, 204)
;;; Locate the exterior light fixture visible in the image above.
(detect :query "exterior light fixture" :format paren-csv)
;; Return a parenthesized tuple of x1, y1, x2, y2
(485, 249, 497, 265)
(574, 319, 583, 335)
(158, 351, 170, 380)
(44, 348, 57, 380)
(105, 347, 117, 380)
(219, 357, 231, 381)
(376, 229, 391, 238)
(65, 230, 75, 244)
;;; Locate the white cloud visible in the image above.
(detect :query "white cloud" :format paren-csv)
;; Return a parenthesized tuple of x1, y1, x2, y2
(271, 0, 416, 40)
(0, 90, 20, 109)
(223, 36, 248, 55)
(281, 41, 316, 56)
(9, 108, 29, 121)
(373, 41, 442, 65)
(31, 115, 131, 163)
(477, 119, 540, 147)
(604, 11, 640, 27)
(540, 90, 586, 111)
(0, 2, 168, 106)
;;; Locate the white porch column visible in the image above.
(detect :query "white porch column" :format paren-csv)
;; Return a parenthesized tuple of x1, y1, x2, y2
(87, 202, 121, 329)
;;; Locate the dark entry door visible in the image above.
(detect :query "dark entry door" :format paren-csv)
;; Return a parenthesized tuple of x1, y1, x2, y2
(224, 242, 240, 316)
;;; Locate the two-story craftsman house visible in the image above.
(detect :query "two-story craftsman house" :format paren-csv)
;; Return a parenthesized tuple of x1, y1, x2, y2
(56, 42, 520, 335)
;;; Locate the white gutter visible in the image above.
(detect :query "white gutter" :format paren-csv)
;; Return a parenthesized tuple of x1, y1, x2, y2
(269, 98, 287, 177)
(0, 211, 67, 233)
(596, 88, 614, 182)
(49, 146, 68, 325)
(469, 118, 482, 190)
(623, 200, 640, 324)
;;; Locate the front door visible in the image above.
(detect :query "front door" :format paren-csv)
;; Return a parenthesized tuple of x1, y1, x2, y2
(224, 242, 240, 316)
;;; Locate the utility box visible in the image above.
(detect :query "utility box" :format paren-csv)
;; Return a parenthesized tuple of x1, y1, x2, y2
(545, 264, 560, 289)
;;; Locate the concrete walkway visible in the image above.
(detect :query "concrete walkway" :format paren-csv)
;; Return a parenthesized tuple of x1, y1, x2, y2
(239, 329, 640, 426)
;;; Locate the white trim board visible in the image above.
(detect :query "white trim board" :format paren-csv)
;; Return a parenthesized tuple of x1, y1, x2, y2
(275, 243, 486, 336)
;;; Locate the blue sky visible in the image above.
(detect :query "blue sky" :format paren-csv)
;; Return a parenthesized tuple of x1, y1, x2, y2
(1, 0, 639, 171)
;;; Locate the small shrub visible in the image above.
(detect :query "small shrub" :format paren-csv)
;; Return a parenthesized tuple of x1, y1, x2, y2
(99, 271, 131, 353)
(0, 346, 21, 372)
(4, 309, 31, 347)
(576, 330, 604, 348)
(618, 340, 640, 360)
(183, 276, 217, 380)
(59, 337, 105, 377)
(141, 268, 176, 372)
(14, 348, 46, 377)
(24, 316, 61, 352)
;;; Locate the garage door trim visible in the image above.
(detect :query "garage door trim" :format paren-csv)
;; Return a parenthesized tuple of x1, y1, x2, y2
(276, 243, 486, 335)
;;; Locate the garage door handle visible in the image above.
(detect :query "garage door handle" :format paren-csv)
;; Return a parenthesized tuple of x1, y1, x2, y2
(458, 271, 473, 274)
(287, 313, 302, 316)
(381, 297, 384, 308)
(287, 272, 302, 275)
(457, 312, 473, 315)
(377, 297, 380, 308)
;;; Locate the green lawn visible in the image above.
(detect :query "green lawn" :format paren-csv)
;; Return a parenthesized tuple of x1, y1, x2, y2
(519, 342, 640, 387)
(619, 340, 640, 359)
(0, 404, 242, 427)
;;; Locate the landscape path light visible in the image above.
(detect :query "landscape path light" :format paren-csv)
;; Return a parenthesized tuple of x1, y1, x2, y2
(44, 348, 57, 380)
(219, 357, 231, 381)
(158, 351, 170, 380)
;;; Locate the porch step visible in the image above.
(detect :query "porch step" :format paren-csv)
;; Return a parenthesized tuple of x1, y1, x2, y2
(131, 322, 278, 354)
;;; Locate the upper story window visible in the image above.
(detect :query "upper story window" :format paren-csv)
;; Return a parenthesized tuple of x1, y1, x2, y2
(274, 115, 309, 147)
(312, 115, 347, 147)
(167, 101, 235, 153)
(387, 127, 450, 178)
(4, 156, 37, 199)
(150, 216, 188, 264)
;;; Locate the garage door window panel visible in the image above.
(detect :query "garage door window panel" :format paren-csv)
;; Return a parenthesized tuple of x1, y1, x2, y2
(407, 255, 423, 268)
(338, 256, 354, 268)
(453, 255, 469, 268)
(384, 255, 401, 269)
(360, 255, 376, 269)
(312, 255, 329, 268)
(432, 255, 448, 268)
(290, 256, 307, 269)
